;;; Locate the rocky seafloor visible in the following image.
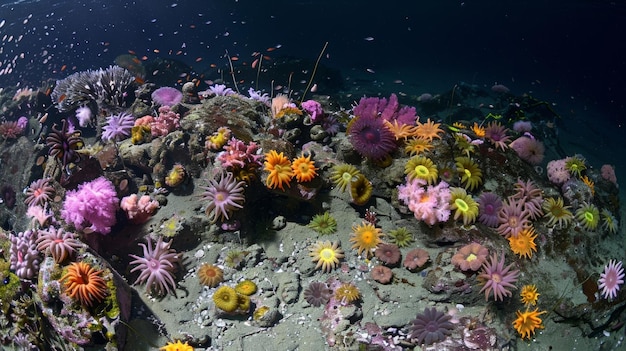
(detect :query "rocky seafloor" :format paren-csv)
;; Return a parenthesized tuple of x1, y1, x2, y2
(0, 67, 624, 351)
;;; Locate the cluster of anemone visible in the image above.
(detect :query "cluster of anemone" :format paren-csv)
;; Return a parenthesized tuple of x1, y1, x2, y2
(129, 236, 179, 296)
(405, 156, 438, 184)
(350, 222, 383, 258)
(46, 119, 84, 167)
(307, 211, 338, 235)
(36, 227, 83, 263)
(478, 253, 520, 301)
(24, 177, 55, 208)
(309, 241, 344, 273)
(397, 178, 451, 226)
(455, 156, 482, 191)
(61, 261, 108, 307)
(449, 187, 479, 225)
(201, 171, 246, 223)
(101, 112, 135, 142)
(451, 242, 489, 271)
(409, 307, 454, 345)
(212, 285, 250, 313)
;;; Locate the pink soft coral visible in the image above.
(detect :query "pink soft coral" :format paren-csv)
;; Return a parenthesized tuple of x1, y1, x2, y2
(61, 176, 119, 234)
(135, 105, 180, 137)
(216, 137, 263, 170)
(120, 194, 159, 224)
(398, 178, 450, 225)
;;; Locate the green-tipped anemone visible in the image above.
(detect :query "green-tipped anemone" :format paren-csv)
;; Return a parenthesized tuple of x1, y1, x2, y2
(601, 209, 618, 234)
(330, 164, 360, 193)
(575, 202, 599, 231)
(565, 156, 586, 178)
(449, 187, 479, 225)
(308, 211, 338, 235)
(387, 227, 414, 248)
(455, 157, 482, 191)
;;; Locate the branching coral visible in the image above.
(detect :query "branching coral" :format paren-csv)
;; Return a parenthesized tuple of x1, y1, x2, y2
(120, 194, 159, 224)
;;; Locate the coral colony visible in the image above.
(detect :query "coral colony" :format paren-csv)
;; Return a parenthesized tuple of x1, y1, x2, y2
(0, 63, 624, 351)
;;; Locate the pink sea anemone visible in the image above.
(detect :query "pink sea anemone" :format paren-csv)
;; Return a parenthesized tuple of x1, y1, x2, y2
(477, 192, 502, 227)
(404, 248, 430, 271)
(61, 176, 119, 234)
(374, 243, 401, 266)
(201, 171, 246, 223)
(598, 260, 625, 300)
(478, 253, 519, 301)
(484, 121, 510, 151)
(601, 164, 618, 186)
(398, 178, 451, 226)
(304, 281, 332, 307)
(409, 307, 454, 345)
(371, 265, 393, 284)
(496, 198, 531, 238)
(36, 227, 83, 263)
(510, 136, 545, 165)
(129, 236, 179, 295)
(451, 243, 489, 271)
(151, 86, 183, 106)
(511, 179, 544, 220)
(24, 178, 55, 208)
(348, 114, 397, 161)
(547, 159, 571, 185)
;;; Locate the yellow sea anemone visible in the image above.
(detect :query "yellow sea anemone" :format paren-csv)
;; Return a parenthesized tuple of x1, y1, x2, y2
(264, 150, 294, 190)
(575, 202, 599, 231)
(414, 118, 444, 141)
(350, 174, 373, 206)
(330, 164, 361, 193)
(601, 209, 619, 234)
(405, 156, 438, 184)
(513, 308, 546, 339)
(212, 285, 239, 312)
(308, 211, 338, 235)
(449, 187, 479, 225)
(350, 222, 383, 258)
(291, 154, 317, 183)
(131, 124, 151, 144)
(235, 280, 257, 296)
(508, 227, 538, 259)
(309, 241, 344, 273)
(455, 156, 482, 191)
(520, 284, 540, 306)
(206, 126, 231, 150)
(237, 294, 251, 312)
(160, 340, 194, 351)
(165, 163, 186, 187)
(253, 306, 270, 321)
(197, 263, 223, 288)
(542, 197, 573, 229)
(334, 282, 361, 304)
(404, 137, 434, 156)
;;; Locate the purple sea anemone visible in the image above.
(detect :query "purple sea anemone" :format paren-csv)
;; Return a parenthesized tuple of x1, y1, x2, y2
(511, 179, 544, 220)
(348, 114, 396, 161)
(151, 86, 183, 106)
(478, 253, 519, 301)
(598, 259, 625, 300)
(304, 281, 332, 307)
(496, 198, 531, 238)
(36, 227, 83, 263)
(9, 230, 40, 279)
(46, 119, 83, 167)
(24, 178, 55, 208)
(374, 243, 401, 266)
(201, 171, 246, 223)
(409, 307, 454, 345)
(510, 136, 545, 165)
(208, 84, 235, 96)
(484, 121, 511, 151)
(129, 236, 179, 295)
(61, 176, 119, 234)
(513, 120, 532, 133)
(102, 112, 135, 142)
(478, 192, 502, 227)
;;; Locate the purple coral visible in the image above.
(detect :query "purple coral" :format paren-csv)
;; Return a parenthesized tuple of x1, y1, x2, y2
(102, 112, 134, 142)
(408, 307, 454, 345)
(10, 230, 40, 279)
(152, 86, 183, 106)
(129, 236, 179, 295)
(201, 171, 246, 223)
(61, 176, 119, 234)
(478, 253, 519, 301)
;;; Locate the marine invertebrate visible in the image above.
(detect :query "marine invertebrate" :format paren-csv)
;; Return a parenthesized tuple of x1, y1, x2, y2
(350, 222, 383, 258)
(600, 164, 618, 186)
(152, 86, 183, 106)
(542, 197, 573, 229)
(508, 227, 537, 259)
(387, 227, 414, 248)
(484, 121, 510, 150)
(235, 280, 257, 296)
(547, 159, 571, 185)
(575, 202, 599, 231)
(403, 248, 430, 271)
(478, 253, 520, 301)
(291, 153, 317, 182)
(61, 261, 108, 307)
(405, 156, 438, 184)
(307, 211, 338, 235)
(301, 99, 324, 122)
(598, 260, 624, 300)
(449, 187, 479, 225)
(131, 124, 152, 144)
(165, 163, 187, 187)
(350, 174, 373, 206)
(371, 265, 393, 284)
(384, 119, 416, 139)
(348, 114, 397, 161)
(120, 194, 160, 224)
(212, 285, 239, 312)
(510, 136, 545, 165)
(404, 137, 434, 156)
(201, 171, 246, 223)
(129, 236, 179, 295)
(160, 340, 193, 351)
(217, 138, 264, 171)
(24, 177, 55, 208)
(334, 282, 360, 304)
(398, 178, 451, 226)
(374, 243, 401, 266)
(451, 242, 489, 272)
(0, 184, 16, 209)
(36, 227, 83, 263)
(513, 308, 546, 339)
(414, 118, 444, 142)
(581, 175, 595, 196)
(520, 284, 540, 306)
(601, 209, 619, 234)
(197, 263, 223, 288)
(455, 157, 482, 191)
(206, 126, 231, 150)
(304, 281, 332, 307)
(565, 155, 586, 177)
(46, 119, 84, 167)
(9, 230, 40, 279)
(224, 250, 248, 269)
(408, 307, 454, 345)
(101, 112, 134, 142)
(264, 150, 294, 190)
(512, 179, 544, 220)
(496, 198, 531, 238)
(353, 93, 417, 125)
(0, 119, 26, 139)
(150, 105, 181, 136)
(477, 192, 502, 227)
(61, 176, 119, 234)
(329, 164, 360, 193)
(309, 241, 344, 273)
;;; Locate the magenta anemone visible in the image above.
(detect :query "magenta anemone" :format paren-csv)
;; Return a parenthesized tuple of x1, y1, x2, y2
(478, 253, 519, 301)
(409, 307, 454, 345)
(201, 171, 246, 223)
(348, 115, 396, 161)
(477, 192, 502, 227)
(129, 236, 179, 295)
(151, 86, 183, 106)
(484, 121, 511, 151)
(102, 112, 135, 142)
(496, 198, 531, 238)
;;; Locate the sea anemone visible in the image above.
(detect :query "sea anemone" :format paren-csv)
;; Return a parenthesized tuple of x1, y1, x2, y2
(329, 164, 361, 193)
(212, 285, 239, 312)
(165, 163, 187, 188)
(484, 121, 511, 151)
(408, 307, 454, 345)
(405, 156, 438, 184)
(309, 241, 344, 273)
(9, 230, 40, 279)
(414, 118, 444, 142)
(478, 253, 520, 301)
(292, 153, 317, 183)
(496, 198, 531, 238)
(477, 192, 502, 227)
(201, 171, 246, 223)
(371, 265, 393, 284)
(565, 155, 586, 177)
(512, 179, 544, 220)
(307, 211, 338, 235)
(348, 115, 397, 161)
(387, 227, 414, 248)
(24, 178, 55, 208)
(197, 263, 223, 288)
(235, 280, 257, 296)
(510, 136, 545, 165)
(36, 227, 83, 264)
(449, 187, 479, 225)
(350, 173, 373, 206)
(508, 227, 538, 259)
(520, 284, 540, 306)
(46, 119, 83, 167)
(224, 250, 248, 269)
(575, 202, 599, 231)
(160, 340, 193, 351)
(601, 209, 619, 234)
(404, 248, 430, 271)
(455, 157, 482, 191)
(264, 150, 294, 190)
(397, 178, 451, 225)
(513, 308, 546, 339)
(374, 243, 401, 266)
(61, 261, 108, 307)
(206, 126, 232, 150)
(101, 112, 134, 142)
(152, 86, 183, 106)
(451, 243, 489, 272)
(334, 282, 360, 304)
(542, 197, 573, 229)
(237, 294, 251, 313)
(404, 137, 434, 156)
(129, 236, 179, 295)
(304, 281, 332, 307)
(598, 259, 625, 300)
(350, 222, 383, 258)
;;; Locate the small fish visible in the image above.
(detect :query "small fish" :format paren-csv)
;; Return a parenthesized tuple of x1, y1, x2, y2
(366, 68, 375, 73)
(57, 94, 66, 102)
(364, 37, 374, 41)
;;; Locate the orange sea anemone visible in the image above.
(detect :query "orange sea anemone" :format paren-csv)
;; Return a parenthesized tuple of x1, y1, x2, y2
(291, 154, 317, 182)
(61, 261, 108, 307)
(508, 227, 538, 259)
(520, 284, 540, 306)
(264, 150, 293, 190)
(197, 263, 223, 288)
(334, 282, 361, 304)
(414, 118, 444, 141)
(513, 308, 546, 339)
(350, 222, 383, 258)
(350, 174, 373, 206)
(404, 137, 434, 156)
(165, 163, 187, 187)
(383, 119, 416, 139)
